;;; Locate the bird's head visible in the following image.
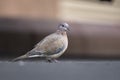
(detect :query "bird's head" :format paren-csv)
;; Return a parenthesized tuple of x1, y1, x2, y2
(58, 23, 70, 31)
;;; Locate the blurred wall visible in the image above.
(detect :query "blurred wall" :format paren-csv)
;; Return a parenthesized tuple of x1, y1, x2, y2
(58, 0, 120, 25)
(0, 0, 58, 19)
(0, 0, 120, 59)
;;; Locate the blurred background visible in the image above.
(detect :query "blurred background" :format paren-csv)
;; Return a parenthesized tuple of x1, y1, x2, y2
(0, 0, 120, 60)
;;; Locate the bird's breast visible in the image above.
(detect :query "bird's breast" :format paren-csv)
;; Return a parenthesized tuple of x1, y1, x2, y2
(47, 34, 68, 58)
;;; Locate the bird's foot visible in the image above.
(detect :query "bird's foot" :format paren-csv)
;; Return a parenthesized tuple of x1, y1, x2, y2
(53, 59, 59, 63)
(46, 59, 53, 63)
(46, 58, 58, 63)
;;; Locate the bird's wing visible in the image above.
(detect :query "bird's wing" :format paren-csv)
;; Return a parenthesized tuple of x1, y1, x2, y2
(33, 33, 65, 55)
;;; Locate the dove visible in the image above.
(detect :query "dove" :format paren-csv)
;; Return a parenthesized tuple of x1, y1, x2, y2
(13, 23, 70, 62)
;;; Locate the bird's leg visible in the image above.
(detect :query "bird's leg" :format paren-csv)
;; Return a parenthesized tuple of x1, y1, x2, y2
(46, 58, 53, 63)
(52, 59, 58, 63)
(46, 58, 58, 63)
(47, 59, 53, 63)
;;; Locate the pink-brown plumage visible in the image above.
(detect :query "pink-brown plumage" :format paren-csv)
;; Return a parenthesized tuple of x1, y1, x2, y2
(13, 23, 69, 62)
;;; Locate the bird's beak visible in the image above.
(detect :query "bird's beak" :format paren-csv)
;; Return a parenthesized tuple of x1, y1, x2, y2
(67, 26, 70, 31)
(67, 27, 70, 31)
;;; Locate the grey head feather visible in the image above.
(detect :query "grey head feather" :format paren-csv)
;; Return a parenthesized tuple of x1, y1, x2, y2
(58, 22, 70, 31)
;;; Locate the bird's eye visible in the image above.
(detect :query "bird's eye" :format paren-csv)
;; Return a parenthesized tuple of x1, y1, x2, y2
(61, 24, 64, 27)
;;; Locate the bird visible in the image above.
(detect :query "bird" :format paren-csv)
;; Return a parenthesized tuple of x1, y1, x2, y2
(13, 22, 70, 62)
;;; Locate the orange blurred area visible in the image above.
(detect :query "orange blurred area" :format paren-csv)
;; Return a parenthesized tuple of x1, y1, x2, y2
(0, 0, 120, 59)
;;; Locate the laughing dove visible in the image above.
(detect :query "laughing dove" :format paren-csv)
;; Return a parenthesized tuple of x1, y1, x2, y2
(13, 23, 70, 62)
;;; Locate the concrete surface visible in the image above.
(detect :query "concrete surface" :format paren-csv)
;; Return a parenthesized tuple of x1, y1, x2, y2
(0, 60, 120, 80)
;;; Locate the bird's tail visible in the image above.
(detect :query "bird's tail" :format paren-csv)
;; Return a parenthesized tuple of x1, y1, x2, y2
(12, 54, 28, 61)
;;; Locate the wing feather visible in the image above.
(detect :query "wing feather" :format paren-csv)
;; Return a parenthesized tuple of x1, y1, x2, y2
(33, 33, 65, 55)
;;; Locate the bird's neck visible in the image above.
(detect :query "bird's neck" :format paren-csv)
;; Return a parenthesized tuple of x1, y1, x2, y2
(56, 30, 67, 36)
